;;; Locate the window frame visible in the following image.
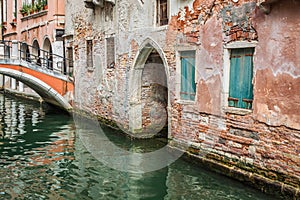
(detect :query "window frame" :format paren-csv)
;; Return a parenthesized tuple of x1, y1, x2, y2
(175, 48, 197, 104)
(86, 39, 93, 70)
(67, 47, 74, 68)
(222, 41, 257, 115)
(106, 36, 115, 69)
(156, 0, 169, 27)
(3, 0, 7, 22)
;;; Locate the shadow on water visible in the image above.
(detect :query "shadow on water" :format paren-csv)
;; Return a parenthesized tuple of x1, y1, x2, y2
(73, 116, 280, 200)
(101, 124, 168, 153)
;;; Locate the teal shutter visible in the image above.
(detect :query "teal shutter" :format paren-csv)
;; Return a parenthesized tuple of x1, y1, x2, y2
(229, 48, 254, 109)
(180, 51, 196, 101)
(181, 57, 188, 100)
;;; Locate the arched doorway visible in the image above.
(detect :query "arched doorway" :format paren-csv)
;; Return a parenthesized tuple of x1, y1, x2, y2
(128, 39, 169, 138)
(32, 40, 41, 65)
(20, 43, 30, 62)
(43, 38, 53, 70)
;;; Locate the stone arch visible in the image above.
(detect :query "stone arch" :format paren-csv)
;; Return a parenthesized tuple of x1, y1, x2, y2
(128, 37, 170, 138)
(42, 37, 52, 52)
(43, 37, 53, 69)
(20, 42, 30, 62)
(0, 68, 72, 111)
(132, 38, 169, 77)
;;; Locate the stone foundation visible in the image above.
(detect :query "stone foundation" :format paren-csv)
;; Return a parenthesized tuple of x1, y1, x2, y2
(169, 143, 299, 200)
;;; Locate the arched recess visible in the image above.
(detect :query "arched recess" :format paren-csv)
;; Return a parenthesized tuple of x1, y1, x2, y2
(4, 45, 10, 58)
(20, 43, 30, 62)
(0, 68, 72, 111)
(43, 37, 53, 70)
(32, 40, 41, 65)
(128, 38, 170, 138)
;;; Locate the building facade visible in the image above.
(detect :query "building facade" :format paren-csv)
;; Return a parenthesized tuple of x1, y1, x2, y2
(0, 0, 66, 96)
(67, 0, 298, 198)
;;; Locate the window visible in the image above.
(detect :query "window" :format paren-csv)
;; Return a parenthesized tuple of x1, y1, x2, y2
(157, 0, 168, 26)
(86, 40, 93, 69)
(180, 51, 196, 101)
(67, 47, 74, 75)
(13, 0, 17, 20)
(67, 47, 73, 68)
(106, 37, 115, 68)
(3, 0, 7, 22)
(228, 48, 254, 109)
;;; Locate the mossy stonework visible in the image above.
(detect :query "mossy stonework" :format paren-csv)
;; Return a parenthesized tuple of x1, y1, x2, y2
(65, 0, 300, 198)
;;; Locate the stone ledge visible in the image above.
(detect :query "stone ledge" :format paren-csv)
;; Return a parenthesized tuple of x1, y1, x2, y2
(223, 107, 253, 115)
(168, 141, 299, 200)
(72, 108, 119, 130)
(21, 10, 48, 22)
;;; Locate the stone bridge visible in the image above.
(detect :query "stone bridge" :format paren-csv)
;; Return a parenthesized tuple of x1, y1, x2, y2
(0, 41, 74, 111)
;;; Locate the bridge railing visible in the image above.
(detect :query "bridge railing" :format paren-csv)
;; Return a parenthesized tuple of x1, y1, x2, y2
(3, 41, 12, 59)
(0, 40, 74, 77)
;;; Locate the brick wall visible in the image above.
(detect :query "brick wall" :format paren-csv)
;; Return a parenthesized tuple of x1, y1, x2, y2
(166, 0, 300, 197)
(69, 0, 300, 197)
(141, 51, 168, 134)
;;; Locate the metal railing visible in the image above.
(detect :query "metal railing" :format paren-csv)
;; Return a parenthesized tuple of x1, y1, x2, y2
(1, 40, 73, 77)
(3, 40, 12, 59)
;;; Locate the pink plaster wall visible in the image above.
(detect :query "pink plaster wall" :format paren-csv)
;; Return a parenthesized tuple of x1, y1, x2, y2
(253, 0, 300, 129)
(3, 0, 65, 46)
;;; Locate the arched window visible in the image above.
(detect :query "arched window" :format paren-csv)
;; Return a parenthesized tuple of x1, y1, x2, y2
(43, 38, 53, 70)
(32, 40, 41, 65)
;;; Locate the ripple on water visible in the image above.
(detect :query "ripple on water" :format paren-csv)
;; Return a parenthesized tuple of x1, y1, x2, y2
(0, 94, 281, 200)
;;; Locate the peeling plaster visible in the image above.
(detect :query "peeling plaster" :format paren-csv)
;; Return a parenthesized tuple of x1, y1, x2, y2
(220, 2, 256, 33)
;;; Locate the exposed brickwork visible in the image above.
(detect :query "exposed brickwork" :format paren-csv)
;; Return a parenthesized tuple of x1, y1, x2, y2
(167, 0, 299, 196)
(141, 52, 168, 133)
(68, 0, 299, 197)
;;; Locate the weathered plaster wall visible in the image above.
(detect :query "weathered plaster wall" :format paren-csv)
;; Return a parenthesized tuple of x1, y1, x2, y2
(4, 0, 65, 46)
(167, 0, 300, 196)
(69, 0, 171, 127)
(67, 0, 109, 115)
(253, 0, 300, 129)
(68, 0, 299, 197)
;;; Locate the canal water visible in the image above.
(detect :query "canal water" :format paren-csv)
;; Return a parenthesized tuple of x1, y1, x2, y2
(0, 93, 280, 200)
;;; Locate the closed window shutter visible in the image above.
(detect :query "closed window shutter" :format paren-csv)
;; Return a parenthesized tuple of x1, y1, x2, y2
(229, 48, 254, 109)
(181, 57, 188, 100)
(180, 51, 196, 101)
(157, 0, 168, 26)
(87, 40, 93, 68)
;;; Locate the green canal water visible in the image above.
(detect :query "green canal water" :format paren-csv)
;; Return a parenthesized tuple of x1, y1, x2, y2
(0, 93, 280, 200)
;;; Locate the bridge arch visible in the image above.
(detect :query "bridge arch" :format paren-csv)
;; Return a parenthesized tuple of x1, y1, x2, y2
(0, 68, 72, 111)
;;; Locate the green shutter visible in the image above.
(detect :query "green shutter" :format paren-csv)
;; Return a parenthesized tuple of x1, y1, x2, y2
(180, 51, 196, 101)
(181, 56, 188, 100)
(229, 48, 254, 109)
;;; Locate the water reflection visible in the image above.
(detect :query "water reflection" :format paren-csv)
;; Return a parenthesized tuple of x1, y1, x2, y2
(0, 93, 280, 199)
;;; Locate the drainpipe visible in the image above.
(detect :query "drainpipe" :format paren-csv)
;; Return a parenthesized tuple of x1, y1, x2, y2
(0, 0, 4, 89)
(1, 0, 4, 42)
(63, 38, 66, 75)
